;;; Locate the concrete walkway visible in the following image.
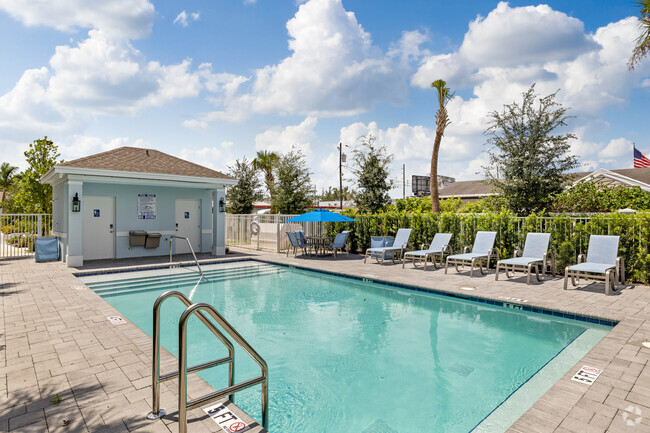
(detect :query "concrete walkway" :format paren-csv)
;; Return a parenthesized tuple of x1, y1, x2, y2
(0, 249, 649, 432)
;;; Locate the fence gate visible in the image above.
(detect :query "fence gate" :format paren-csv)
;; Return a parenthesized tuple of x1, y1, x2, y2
(226, 214, 321, 253)
(0, 214, 53, 258)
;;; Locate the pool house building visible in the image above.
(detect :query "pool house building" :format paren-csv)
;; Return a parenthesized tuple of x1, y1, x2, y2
(41, 146, 235, 267)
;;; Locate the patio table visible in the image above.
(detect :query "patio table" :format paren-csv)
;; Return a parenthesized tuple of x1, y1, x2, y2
(306, 235, 334, 256)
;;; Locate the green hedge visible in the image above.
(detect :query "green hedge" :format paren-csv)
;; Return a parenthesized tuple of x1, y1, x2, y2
(326, 211, 650, 284)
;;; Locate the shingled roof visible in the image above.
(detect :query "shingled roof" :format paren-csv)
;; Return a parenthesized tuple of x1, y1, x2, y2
(58, 147, 232, 180)
(439, 167, 650, 198)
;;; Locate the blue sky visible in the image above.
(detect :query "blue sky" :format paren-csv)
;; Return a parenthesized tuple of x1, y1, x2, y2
(0, 0, 648, 197)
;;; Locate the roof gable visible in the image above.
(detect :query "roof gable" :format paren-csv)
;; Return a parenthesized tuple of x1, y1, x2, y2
(58, 147, 232, 180)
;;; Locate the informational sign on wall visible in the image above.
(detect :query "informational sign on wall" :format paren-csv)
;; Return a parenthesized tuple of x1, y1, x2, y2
(138, 194, 157, 220)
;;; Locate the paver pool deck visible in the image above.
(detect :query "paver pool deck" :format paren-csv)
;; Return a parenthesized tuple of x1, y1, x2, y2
(1, 248, 649, 432)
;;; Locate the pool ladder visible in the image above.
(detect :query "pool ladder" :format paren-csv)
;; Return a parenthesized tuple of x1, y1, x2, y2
(146, 291, 269, 433)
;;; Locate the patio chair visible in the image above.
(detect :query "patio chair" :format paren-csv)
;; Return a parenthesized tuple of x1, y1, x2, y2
(402, 233, 453, 270)
(563, 235, 624, 295)
(286, 231, 309, 257)
(363, 228, 412, 265)
(325, 230, 351, 258)
(445, 231, 498, 277)
(495, 233, 555, 285)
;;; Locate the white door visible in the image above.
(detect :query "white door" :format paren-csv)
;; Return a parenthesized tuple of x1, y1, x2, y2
(83, 196, 115, 260)
(175, 199, 200, 254)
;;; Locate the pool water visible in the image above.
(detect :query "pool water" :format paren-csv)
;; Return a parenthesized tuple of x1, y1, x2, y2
(81, 262, 611, 433)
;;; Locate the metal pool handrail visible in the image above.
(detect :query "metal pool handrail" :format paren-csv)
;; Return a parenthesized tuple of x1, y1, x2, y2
(179, 303, 269, 432)
(169, 235, 203, 277)
(146, 291, 269, 432)
(147, 291, 234, 421)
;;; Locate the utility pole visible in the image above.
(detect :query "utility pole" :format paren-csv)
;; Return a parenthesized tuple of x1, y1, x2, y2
(338, 142, 344, 209)
(402, 164, 406, 199)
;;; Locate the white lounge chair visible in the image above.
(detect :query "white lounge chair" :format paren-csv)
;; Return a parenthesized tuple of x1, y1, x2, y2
(563, 235, 624, 295)
(402, 233, 453, 270)
(364, 228, 412, 265)
(495, 233, 555, 285)
(445, 231, 498, 277)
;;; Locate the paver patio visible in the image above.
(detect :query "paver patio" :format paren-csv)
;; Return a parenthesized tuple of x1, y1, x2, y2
(0, 248, 649, 432)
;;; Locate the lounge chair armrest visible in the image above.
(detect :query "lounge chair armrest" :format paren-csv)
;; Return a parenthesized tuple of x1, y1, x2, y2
(617, 256, 625, 284)
(489, 248, 500, 261)
(463, 246, 470, 253)
(420, 243, 426, 250)
(442, 244, 452, 255)
(577, 253, 585, 264)
(513, 248, 521, 258)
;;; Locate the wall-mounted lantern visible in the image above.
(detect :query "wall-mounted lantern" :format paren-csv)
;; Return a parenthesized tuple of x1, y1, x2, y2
(218, 197, 226, 213)
(72, 193, 81, 212)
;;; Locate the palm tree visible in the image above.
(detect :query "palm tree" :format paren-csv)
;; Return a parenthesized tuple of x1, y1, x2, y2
(252, 150, 280, 211)
(430, 79, 453, 213)
(0, 162, 18, 204)
(629, 0, 650, 70)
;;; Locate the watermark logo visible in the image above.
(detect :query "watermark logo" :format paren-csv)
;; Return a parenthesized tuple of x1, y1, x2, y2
(622, 405, 642, 427)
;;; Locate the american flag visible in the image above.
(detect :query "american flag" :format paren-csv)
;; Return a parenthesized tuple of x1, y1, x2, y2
(634, 146, 650, 168)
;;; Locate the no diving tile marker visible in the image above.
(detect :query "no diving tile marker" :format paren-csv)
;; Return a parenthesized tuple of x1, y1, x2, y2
(571, 365, 602, 385)
(203, 402, 253, 432)
(74, 286, 86, 291)
(107, 316, 126, 326)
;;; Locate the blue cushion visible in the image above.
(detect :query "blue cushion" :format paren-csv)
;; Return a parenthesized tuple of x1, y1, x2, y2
(35, 237, 59, 262)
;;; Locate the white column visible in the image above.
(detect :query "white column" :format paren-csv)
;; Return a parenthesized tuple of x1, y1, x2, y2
(66, 181, 84, 267)
(212, 188, 226, 256)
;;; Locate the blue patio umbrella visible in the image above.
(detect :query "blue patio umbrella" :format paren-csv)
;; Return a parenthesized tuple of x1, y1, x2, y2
(285, 209, 356, 222)
(285, 209, 356, 237)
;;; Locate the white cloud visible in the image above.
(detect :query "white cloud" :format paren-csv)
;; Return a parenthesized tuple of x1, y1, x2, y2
(174, 10, 200, 27)
(254, 116, 318, 158)
(192, 0, 410, 123)
(59, 136, 146, 160)
(0, 29, 202, 133)
(178, 147, 224, 170)
(599, 137, 633, 159)
(0, 0, 155, 39)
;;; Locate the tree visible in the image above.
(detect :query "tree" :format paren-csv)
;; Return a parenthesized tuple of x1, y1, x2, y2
(317, 186, 355, 202)
(430, 79, 453, 213)
(629, 0, 650, 69)
(351, 135, 393, 213)
(0, 162, 18, 204)
(226, 157, 262, 214)
(252, 150, 280, 212)
(11, 137, 62, 213)
(484, 85, 578, 215)
(271, 150, 315, 214)
(552, 182, 650, 212)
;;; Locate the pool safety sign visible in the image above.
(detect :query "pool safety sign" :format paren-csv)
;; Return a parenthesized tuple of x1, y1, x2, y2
(107, 316, 126, 326)
(137, 194, 157, 220)
(571, 365, 602, 385)
(203, 402, 253, 432)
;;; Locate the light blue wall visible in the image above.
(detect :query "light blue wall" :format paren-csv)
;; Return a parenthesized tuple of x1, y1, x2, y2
(82, 182, 214, 259)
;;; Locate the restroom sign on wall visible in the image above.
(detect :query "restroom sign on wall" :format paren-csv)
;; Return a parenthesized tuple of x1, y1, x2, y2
(138, 194, 157, 220)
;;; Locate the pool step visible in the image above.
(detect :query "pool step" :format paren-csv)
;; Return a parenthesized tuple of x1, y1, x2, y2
(93, 267, 287, 298)
(86, 265, 280, 292)
(86, 264, 277, 289)
(88, 266, 285, 293)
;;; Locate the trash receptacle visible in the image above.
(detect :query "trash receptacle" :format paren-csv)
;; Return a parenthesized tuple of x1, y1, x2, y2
(145, 233, 161, 249)
(35, 237, 59, 262)
(129, 230, 147, 247)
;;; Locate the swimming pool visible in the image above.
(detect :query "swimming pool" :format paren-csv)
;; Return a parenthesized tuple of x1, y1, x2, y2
(81, 261, 612, 432)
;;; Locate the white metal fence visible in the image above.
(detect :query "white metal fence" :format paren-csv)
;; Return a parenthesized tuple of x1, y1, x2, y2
(226, 214, 327, 253)
(0, 214, 53, 258)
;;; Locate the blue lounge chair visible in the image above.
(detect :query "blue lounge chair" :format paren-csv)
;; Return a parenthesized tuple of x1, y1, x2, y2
(563, 235, 624, 295)
(402, 233, 453, 270)
(445, 231, 498, 277)
(495, 233, 555, 285)
(325, 230, 350, 258)
(364, 228, 412, 265)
